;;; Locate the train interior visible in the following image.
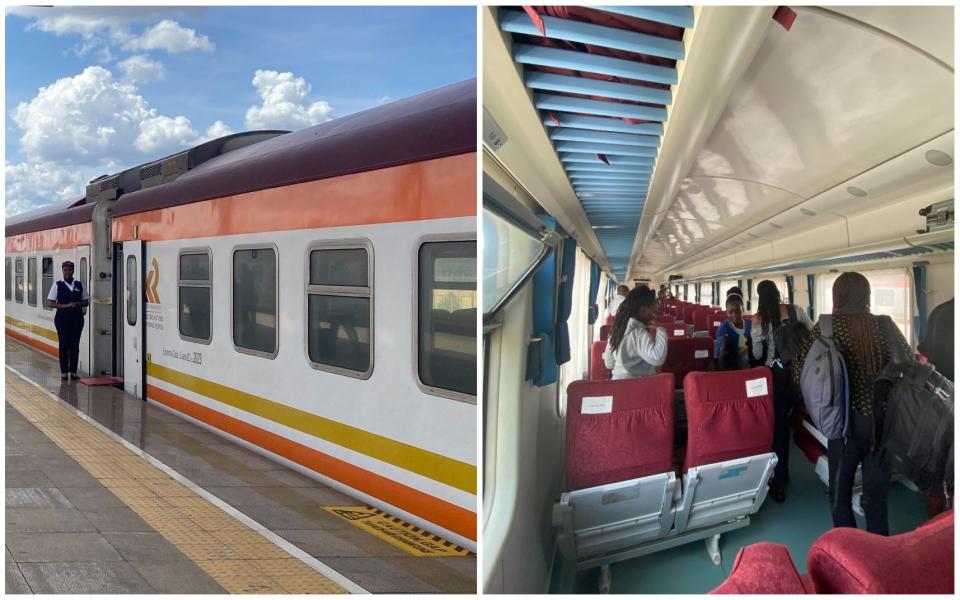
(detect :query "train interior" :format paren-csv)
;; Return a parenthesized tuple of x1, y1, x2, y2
(482, 5, 954, 594)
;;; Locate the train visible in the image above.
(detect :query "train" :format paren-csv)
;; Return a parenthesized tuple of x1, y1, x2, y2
(482, 5, 952, 593)
(6, 78, 478, 550)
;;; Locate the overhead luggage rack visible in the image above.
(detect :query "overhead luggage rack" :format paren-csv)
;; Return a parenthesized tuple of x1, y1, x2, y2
(499, 6, 694, 280)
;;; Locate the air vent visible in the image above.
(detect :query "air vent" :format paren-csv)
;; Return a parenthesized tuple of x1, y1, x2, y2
(100, 177, 119, 192)
(139, 163, 162, 180)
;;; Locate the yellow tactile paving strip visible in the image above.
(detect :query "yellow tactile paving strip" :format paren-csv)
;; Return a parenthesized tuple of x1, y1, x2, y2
(6, 370, 346, 594)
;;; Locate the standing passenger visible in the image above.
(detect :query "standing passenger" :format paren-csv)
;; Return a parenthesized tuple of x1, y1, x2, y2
(608, 284, 629, 320)
(751, 279, 813, 502)
(604, 286, 668, 379)
(716, 287, 752, 370)
(45, 261, 89, 381)
(794, 272, 911, 534)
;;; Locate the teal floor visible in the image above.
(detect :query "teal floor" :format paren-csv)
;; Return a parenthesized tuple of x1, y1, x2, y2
(552, 441, 930, 594)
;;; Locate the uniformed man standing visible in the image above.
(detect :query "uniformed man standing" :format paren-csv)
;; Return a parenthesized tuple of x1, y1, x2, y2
(45, 261, 89, 381)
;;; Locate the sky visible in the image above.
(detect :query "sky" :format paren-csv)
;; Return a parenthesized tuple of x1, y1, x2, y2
(5, 6, 476, 216)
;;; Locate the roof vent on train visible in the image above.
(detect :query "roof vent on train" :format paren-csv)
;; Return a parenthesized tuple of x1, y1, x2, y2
(498, 6, 694, 280)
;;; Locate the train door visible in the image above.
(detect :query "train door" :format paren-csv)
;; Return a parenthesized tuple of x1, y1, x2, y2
(122, 241, 145, 398)
(76, 245, 92, 376)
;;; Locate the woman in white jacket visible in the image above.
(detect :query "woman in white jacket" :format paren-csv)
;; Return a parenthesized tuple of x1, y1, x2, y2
(604, 285, 668, 379)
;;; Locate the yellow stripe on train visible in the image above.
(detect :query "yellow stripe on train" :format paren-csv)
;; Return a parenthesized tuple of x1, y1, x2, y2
(145, 360, 477, 495)
(5, 316, 58, 342)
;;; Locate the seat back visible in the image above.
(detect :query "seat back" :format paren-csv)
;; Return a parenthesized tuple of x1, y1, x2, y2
(658, 337, 714, 387)
(605, 314, 614, 327)
(657, 315, 677, 324)
(683, 367, 774, 469)
(692, 308, 713, 333)
(707, 312, 727, 339)
(667, 323, 688, 338)
(807, 511, 954, 594)
(589, 341, 611, 380)
(599, 324, 611, 342)
(565, 374, 675, 491)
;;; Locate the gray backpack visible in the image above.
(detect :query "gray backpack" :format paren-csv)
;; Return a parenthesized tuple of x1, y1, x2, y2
(799, 316, 850, 440)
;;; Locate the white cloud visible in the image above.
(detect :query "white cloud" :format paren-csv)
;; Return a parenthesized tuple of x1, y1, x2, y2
(5, 161, 89, 216)
(203, 120, 234, 140)
(122, 19, 214, 54)
(377, 95, 393, 106)
(244, 69, 333, 131)
(135, 116, 199, 154)
(117, 54, 165, 83)
(12, 66, 154, 163)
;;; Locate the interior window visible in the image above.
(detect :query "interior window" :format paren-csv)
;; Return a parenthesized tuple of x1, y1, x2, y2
(419, 241, 477, 398)
(5, 259, 11, 301)
(817, 269, 913, 341)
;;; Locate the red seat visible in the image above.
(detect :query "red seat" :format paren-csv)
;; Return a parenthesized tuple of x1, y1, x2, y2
(565, 374, 675, 491)
(683, 367, 774, 469)
(666, 323, 688, 338)
(710, 542, 813, 594)
(590, 341, 611, 380)
(692, 308, 713, 332)
(605, 315, 614, 327)
(657, 337, 713, 387)
(807, 511, 954, 594)
(657, 314, 677, 325)
(707, 312, 727, 339)
(599, 325, 611, 342)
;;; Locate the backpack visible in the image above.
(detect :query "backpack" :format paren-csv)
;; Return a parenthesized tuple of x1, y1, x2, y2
(874, 317, 954, 495)
(774, 304, 812, 365)
(800, 316, 850, 440)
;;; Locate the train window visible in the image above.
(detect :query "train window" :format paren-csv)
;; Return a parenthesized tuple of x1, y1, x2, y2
(306, 244, 372, 377)
(15, 258, 24, 303)
(126, 255, 137, 326)
(78, 257, 88, 291)
(701, 281, 713, 306)
(417, 240, 477, 400)
(179, 251, 212, 344)
(41, 257, 54, 311)
(5, 259, 10, 301)
(232, 246, 277, 357)
(27, 258, 37, 306)
(482, 207, 548, 316)
(816, 269, 913, 341)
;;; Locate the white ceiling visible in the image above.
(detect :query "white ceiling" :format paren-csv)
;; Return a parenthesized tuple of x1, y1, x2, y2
(633, 6, 954, 278)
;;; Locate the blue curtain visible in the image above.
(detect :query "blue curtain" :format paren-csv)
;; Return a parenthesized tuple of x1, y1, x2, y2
(695, 282, 701, 303)
(807, 274, 815, 319)
(913, 265, 928, 342)
(587, 261, 600, 325)
(786, 275, 795, 305)
(526, 215, 558, 386)
(746, 279, 753, 311)
(555, 237, 577, 365)
(683, 283, 688, 301)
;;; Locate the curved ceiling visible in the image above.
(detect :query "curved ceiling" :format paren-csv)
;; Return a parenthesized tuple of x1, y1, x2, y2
(632, 5, 954, 279)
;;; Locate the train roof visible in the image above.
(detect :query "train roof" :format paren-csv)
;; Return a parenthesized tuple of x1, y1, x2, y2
(7, 77, 476, 237)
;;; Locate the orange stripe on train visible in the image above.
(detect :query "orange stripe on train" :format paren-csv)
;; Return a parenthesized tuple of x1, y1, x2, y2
(6, 328, 58, 357)
(146, 384, 477, 542)
(112, 153, 476, 242)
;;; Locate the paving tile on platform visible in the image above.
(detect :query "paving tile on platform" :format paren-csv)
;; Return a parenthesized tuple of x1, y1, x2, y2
(18, 560, 154, 594)
(5, 487, 74, 509)
(128, 559, 226, 594)
(6, 532, 123, 563)
(5, 508, 97, 533)
(102, 532, 191, 562)
(5, 563, 32, 594)
(81, 507, 156, 533)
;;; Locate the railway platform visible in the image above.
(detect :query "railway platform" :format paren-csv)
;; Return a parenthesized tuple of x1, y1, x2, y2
(5, 336, 476, 594)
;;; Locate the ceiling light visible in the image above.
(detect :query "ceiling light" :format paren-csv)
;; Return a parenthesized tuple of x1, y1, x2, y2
(769, 222, 783, 229)
(800, 208, 817, 216)
(925, 149, 953, 167)
(847, 186, 868, 197)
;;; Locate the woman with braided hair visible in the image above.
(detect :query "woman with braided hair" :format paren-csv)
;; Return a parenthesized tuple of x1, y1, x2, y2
(603, 285, 668, 379)
(794, 272, 911, 535)
(750, 279, 813, 502)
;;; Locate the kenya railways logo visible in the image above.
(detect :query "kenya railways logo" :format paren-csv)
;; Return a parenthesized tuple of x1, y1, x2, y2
(145, 258, 161, 304)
